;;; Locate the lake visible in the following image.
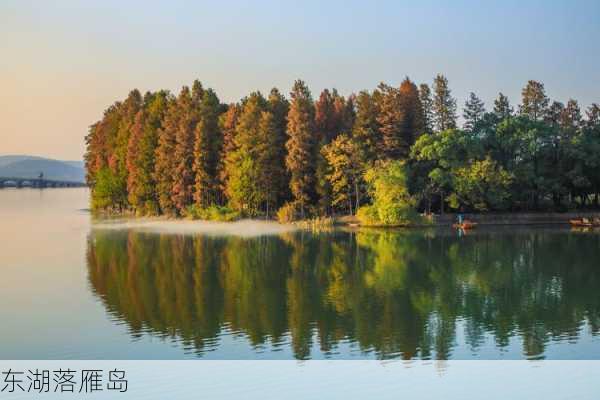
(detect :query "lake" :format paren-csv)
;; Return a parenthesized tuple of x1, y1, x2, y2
(1, 188, 599, 360)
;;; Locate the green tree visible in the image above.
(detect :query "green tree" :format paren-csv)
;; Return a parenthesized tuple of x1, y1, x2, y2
(85, 102, 122, 186)
(321, 134, 364, 215)
(432, 74, 457, 132)
(493, 92, 513, 121)
(375, 83, 402, 159)
(193, 88, 222, 207)
(267, 88, 291, 204)
(463, 92, 485, 133)
(352, 90, 381, 165)
(410, 129, 479, 214)
(126, 91, 169, 215)
(91, 167, 128, 211)
(226, 92, 267, 215)
(217, 103, 241, 199)
(419, 83, 434, 134)
(257, 111, 286, 216)
(451, 157, 513, 211)
(357, 161, 417, 225)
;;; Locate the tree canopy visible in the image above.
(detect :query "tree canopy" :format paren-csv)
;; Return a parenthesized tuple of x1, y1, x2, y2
(85, 76, 600, 220)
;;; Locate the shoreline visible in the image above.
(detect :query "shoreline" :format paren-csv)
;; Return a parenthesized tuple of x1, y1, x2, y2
(90, 211, 600, 230)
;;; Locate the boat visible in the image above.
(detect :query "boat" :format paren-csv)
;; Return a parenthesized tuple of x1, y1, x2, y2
(569, 218, 593, 227)
(452, 220, 478, 230)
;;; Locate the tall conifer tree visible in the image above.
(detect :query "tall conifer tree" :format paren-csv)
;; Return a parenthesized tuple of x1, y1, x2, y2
(352, 90, 381, 165)
(217, 103, 241, 198)
(286, 80, 316, 216)
(193, 88, 222, 207)
(463, 92, 485, 133)
(376, 83, 402, 159)
(154, 95, 179, 215)
(419, 83, 434, 134)
(493, 93, 513, 120)
(432, 74, 457, 132)
(267, 88, 291, 205)
(519, 80, 549, 121)
(171, 86, 200, 214)
(397, 77, 425, 152)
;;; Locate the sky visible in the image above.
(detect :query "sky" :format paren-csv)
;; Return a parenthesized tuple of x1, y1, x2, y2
(1, 0, 599, 161)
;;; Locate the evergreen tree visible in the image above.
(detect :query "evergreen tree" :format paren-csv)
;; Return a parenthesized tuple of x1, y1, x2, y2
(125, 91, 169, 215)
(126, 110, 145, 210)
(114, 90, 142, 172)
(493, 92, 513, 120)
(193, 88, 222, 207)
(560, 99, 582, 133)
(586, 104, 600, 129)
(225, 92, 268, 214)
(217, 103, 241, 198)
(432, 74, 457, 132)
(171, 86, 200, 214)
(463, 92, 485, 133)
(286, 80, 317, 216)
(314, 88, 350, 214)
(352, 90, 381, 165)
(519, 80, 549, 121)
(419, 83, 434, 133)
(154, 93, 180, 215)
(267, 88, 291, 205)
(377, 78, 424, 159)
(334, 90, 355, 134)
(545, 101, 565, 126)
(257, 111, 285, 217)
(315, 89, 337, 142)
(376, 83, 402, 159)
(321, 134, 364, 215)
(397, 77, 425, 150)
(113, 90, 142, 205)
(84, 102, 122, 185)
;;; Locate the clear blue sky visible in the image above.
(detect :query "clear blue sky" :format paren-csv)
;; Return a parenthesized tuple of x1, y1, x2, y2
(1, 0, 599, 160)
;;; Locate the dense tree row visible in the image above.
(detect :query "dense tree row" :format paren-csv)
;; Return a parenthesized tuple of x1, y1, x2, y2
(85, 76, 600, 219)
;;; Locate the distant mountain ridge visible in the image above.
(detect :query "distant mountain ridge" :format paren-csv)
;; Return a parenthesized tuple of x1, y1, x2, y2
(0, 155, 85, 183)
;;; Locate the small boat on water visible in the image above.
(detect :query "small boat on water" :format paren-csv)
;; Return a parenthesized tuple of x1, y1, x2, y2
(569, 218, 594, 227)
(453, 220, 478, 230)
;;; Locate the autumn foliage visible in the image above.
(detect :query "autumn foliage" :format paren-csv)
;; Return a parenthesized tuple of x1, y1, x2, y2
(85, 77, 600, 220)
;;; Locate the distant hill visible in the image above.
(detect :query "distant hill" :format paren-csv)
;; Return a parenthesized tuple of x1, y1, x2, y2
(0, 155, 85, 183)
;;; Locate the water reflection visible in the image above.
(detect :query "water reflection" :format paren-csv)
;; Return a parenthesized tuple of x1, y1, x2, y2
(86, 228, 600, 359)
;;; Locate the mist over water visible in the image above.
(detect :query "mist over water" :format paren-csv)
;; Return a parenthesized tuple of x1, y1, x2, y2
(1, 188, 600, 360)
(92, 218, 298, 237)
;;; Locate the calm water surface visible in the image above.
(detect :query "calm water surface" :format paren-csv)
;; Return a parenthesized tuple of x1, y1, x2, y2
(1, 188, 600, 360)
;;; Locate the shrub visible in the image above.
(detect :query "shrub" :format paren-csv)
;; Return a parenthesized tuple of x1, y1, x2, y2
(356, 204, 379, 226)
(186, 204, 240, 222)
(357, 160, 421, 226)
(276, 202, 300, 223)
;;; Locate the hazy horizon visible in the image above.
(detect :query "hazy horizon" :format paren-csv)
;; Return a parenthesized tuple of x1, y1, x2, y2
(2, 0, 599, 160)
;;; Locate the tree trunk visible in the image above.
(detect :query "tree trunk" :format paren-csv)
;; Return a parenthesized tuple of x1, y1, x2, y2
(354, 180, 360, 214)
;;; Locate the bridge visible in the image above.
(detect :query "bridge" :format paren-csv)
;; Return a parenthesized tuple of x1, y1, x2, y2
(0, 176, 87, 189)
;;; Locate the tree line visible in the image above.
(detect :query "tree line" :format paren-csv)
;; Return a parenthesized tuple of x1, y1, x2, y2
(85, 76, 600, 221)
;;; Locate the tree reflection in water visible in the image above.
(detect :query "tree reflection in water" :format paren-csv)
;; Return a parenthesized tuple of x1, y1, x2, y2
(86, 228, 600, 360)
